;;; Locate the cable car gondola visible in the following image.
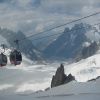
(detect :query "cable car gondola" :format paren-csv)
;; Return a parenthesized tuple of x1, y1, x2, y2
(0, 53, 7, 67)
(9, 40, 22, 65)
(10, 49, 22, 65)
(0, 44, 7, 67)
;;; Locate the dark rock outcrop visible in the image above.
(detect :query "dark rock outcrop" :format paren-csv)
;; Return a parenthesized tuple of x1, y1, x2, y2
(51, 64, 67, 88)
(45, 87, 50, 91)
(65, 74, 75, 83)
(51, 64, 75, 88)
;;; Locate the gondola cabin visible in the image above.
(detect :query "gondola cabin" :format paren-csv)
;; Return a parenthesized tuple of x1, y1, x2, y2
(0, 53, 7, 67)
(10, 49, 22, 65)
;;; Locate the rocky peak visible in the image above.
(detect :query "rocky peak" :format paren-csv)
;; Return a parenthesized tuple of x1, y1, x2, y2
(51, 64, 75, 88)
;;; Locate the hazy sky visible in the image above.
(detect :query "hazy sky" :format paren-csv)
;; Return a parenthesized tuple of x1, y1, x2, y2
(0, 0, 100, 34)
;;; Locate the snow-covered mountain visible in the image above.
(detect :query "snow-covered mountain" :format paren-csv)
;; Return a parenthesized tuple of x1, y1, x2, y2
(43, 23, 100, 60)
(1, 23, 100, 61)
(0, 47, 100, 100)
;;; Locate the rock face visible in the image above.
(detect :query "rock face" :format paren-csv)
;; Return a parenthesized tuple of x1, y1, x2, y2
(43, 23, 87, 60)
(51, 64, 75, 88)
(51, 64, 67, 88)
(81, 41, 98, 59)
(65, 74, 75, 83)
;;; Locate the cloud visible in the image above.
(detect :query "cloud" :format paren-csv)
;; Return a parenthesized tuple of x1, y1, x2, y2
(40, 0, 87, 15)
(0, 0, 10, 3)
(0, 0, 100, 34)
(35, 23, 44, 33)
(16, 81, 50, 92)
(0, 84, 13, 91)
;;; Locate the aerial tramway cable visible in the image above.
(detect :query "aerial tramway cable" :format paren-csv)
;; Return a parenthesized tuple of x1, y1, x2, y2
(19, 11, 100, 42)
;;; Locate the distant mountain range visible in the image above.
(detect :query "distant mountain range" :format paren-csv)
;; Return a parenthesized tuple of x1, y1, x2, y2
(43, 23, 100, 60)
(0, 23, 100, 61)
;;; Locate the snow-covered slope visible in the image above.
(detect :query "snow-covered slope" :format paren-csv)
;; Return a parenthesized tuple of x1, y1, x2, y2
(64, 53, 100, 82)
(32, 78, 100, 100)
(0, 48, 100, 100)
(0, 48, 53, 96)
(1, 77, 100, 100)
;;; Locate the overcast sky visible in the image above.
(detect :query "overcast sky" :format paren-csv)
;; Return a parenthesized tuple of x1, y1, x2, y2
(0, 0, 100, 34)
